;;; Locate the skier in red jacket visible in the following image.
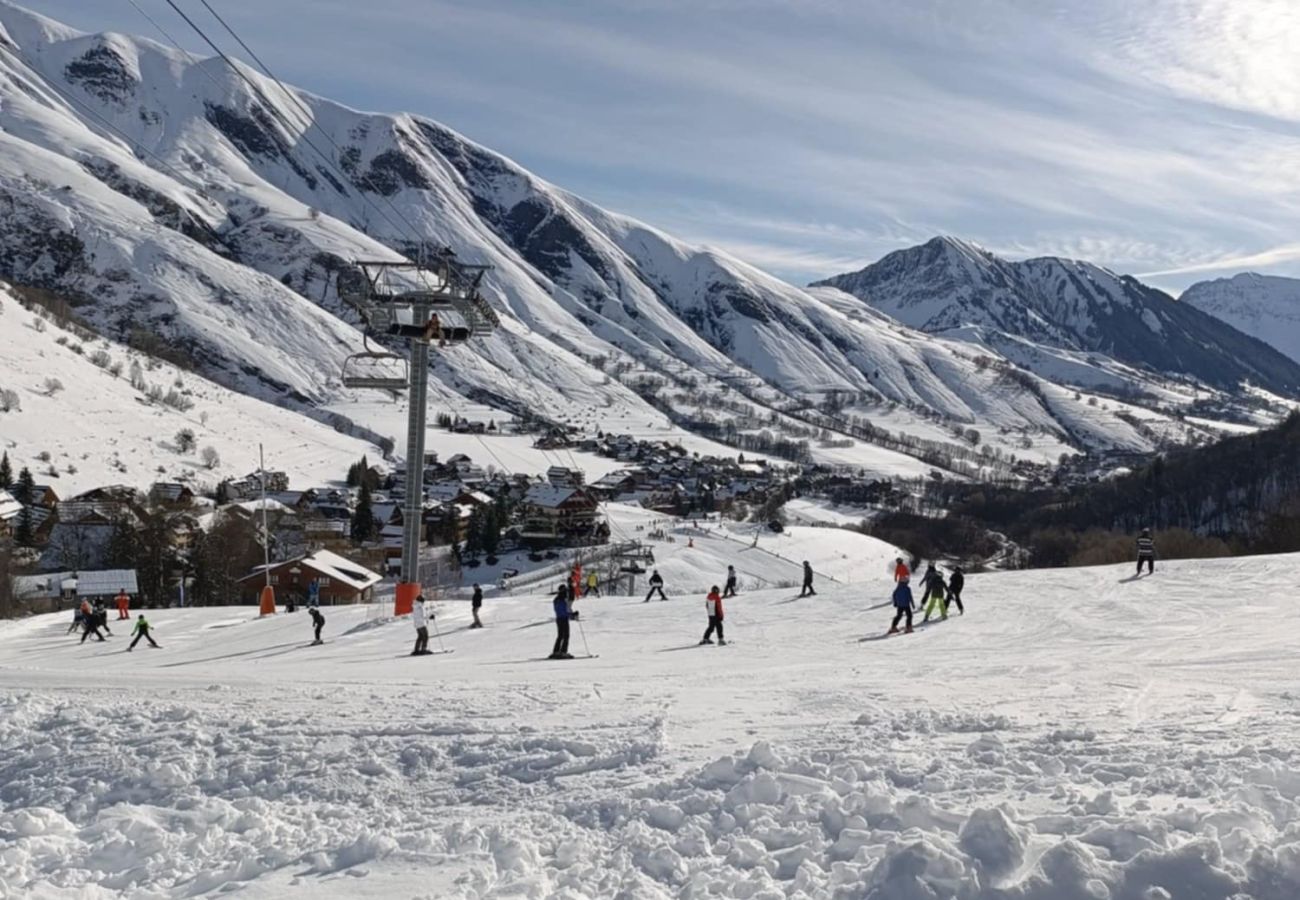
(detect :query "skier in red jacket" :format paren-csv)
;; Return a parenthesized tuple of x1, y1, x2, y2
(699, 586, 726, 645)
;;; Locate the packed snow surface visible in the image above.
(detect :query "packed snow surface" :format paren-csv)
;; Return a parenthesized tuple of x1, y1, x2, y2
(3, 555, 1300, 898)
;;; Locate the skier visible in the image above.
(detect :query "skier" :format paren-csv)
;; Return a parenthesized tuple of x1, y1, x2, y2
(550, 583, 573, 659)
(470, 583, 484, 628)
(307, 578, 321, 609)
(79, 599, 106, 644)
(584, 571, 601, 598)
(309, 607, 325, 644)
(888, 581, 914, 634)
(921, 567, 948, 623)
(67, 604, 83, 635)
(127, 614, 160, 650)
(411, 595, 430, 656)
(722, 565, 738, 598)
(1136, 529, 1156, 575)
(946, 566, 965, 615)
(893, 557, 911, 585)
(700, 585, 726, 645)
(800, 560, 816, 597)
(644, 569, 667, 602)
(93, 600, 112, 636)
(115, 589, 130, 620)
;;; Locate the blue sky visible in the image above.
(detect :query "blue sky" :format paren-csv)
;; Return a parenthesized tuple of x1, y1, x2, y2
(34, 0, 1300, 293)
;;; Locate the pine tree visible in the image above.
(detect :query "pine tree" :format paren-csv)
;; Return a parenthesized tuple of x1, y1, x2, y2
(350, 481, 376, 544)
(464, 506, 484, 557)
(0, 451, 11, 489)
(482, 505, 501, 557)
(104, 515, 140, 570)
(13, 467, 34, 547)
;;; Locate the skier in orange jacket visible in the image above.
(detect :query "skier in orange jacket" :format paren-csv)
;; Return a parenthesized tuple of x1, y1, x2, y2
(116, 589, 130, 620)
(893, 557, 911, 584)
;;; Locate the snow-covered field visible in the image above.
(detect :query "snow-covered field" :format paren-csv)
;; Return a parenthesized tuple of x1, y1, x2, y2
(3, 554, 1300, 898)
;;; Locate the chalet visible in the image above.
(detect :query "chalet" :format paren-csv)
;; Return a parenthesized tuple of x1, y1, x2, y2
(519, 484, 600, 545)
(533, 428, 571, 450)
(247, 470, 290, 493)
(546, 466, 584, 488)
(30, 485, 60, 510)
(267, 490, 313, 510)
(0, 489, 20, 536)
(238, 550, 382, 605)
(589, 471, 636, 500)
(149, 482, 195, 507)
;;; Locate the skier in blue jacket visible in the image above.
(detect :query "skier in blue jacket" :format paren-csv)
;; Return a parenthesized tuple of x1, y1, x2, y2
(888, 582, 914, 635)
(550, 583, 573, 660)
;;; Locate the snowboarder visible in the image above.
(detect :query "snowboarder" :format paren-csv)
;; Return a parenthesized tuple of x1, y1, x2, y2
(800, 560, 816, 597)
(470, 583, 484, 628)
(888, 582, 914, 634)
(921, 567, 948, 623)
(893, 557, 911, 585)
(79, 599, 106, 644)
(127, 614, 159, 650)
(722, 565, 738, 598)
(645, 569, 667, 602)
(1136, 529, 1156, 575)
(584, 571, 600, 598)
(550, 583, 573, 659)
(946, 566, 965, 615)
(411, 595, 431, 656)
(700, 585, 726, 645)
(115, 589, 130, 620)
(309, 607, 325, 644)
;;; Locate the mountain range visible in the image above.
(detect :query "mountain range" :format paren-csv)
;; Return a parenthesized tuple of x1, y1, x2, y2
(0, 1, 1297, 492)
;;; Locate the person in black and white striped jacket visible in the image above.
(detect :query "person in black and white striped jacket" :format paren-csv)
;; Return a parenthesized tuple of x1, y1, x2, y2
(1136, 529, 1156, 575)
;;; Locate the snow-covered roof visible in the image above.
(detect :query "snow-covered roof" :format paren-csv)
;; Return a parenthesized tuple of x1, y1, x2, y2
(0, 489, 20, 521)
(523, 484, 593, 508)
(300, 550, 382, 592)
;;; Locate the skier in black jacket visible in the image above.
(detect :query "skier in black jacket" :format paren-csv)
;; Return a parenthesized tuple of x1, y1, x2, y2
(645, 570, 667, 602)
(946, 567, 965, 615)
(470, 583, 484, 628)
(722, 566, 738, 598)
(309, 607, 325, 644)
(799, 561, 816, 597)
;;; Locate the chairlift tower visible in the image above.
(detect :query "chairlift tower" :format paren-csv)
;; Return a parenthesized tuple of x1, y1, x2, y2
(337, 249, 500, 615)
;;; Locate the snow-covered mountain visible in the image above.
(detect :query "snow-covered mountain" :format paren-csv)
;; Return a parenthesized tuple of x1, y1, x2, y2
(1181, 273, 1300, 366)
(0, 3, 1286, 486)
(813, 237, 1300, 395)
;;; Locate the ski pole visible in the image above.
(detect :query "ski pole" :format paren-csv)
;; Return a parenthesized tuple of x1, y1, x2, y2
(575, 614, 592, 658)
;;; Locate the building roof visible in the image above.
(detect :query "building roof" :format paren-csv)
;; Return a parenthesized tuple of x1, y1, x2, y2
(0, 490, 20, 521)
(67, 569, 139, 596)
(523, 484, 594, 508)
(241, 550, 382, 592)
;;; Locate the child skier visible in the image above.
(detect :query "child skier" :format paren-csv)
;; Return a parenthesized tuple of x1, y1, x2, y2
(645, 570, 667, 602)
(127, 614, 159, 650)
(550, 583, 573, 659)
(309, 607, 325, 644)
(921, 567, 948, 623)
(584, 571, 600, 597)
(888, 581, 914, 634)
(722, 566, 738, 598)
(470, 583, 484, 628)
(947, 567, 965, 615)
(700, 585, 726, 645)
(79, 600, 105, 644)
(893, 557, 911, 585)
(411, 595, 430, 656)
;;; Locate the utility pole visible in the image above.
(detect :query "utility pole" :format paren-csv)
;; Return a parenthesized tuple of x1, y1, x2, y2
(338, 252, 498, 616)
(258, 443, 275, 615)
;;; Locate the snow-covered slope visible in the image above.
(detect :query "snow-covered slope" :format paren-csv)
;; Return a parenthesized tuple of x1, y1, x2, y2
(814, 236, 1300, 396)
(3, 552, 1300, 897)
(0, 2, 1268, 474)
(1181, 272, 1300, 365)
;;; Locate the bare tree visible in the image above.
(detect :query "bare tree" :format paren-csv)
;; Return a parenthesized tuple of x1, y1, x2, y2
(43, 378, 64, 396)
(0, 389, 19, 413)
(200, 446, 220, 469)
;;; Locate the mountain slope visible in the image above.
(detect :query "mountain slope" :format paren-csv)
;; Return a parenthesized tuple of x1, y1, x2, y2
(1181, 273, 1300, 366)
(813, 236, 1300, 395)
(0, 3, 1279, 480)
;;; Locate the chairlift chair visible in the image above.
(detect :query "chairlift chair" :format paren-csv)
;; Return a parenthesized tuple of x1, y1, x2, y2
(341, 333, 408, 391)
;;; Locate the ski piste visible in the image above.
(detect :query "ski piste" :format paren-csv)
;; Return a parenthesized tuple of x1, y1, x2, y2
(402, 649, 455, 657)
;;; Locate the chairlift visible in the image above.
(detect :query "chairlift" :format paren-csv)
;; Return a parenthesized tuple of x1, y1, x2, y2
(341, 333, 408, 391)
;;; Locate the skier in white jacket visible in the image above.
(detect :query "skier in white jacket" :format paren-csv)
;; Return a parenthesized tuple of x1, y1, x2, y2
(411, 595, 430, 655)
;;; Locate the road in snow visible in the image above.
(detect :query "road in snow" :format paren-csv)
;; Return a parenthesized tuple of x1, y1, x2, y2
(2, 555, 1300, 897)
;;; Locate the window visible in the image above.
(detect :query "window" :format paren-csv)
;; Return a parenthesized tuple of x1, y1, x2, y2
(269, 575, 279, 585)
(317, 577, 330, 587)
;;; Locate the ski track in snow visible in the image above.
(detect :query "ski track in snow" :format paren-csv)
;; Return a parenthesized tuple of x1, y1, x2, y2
(2, 557, 1300, 898)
